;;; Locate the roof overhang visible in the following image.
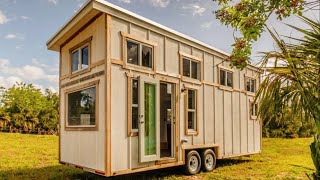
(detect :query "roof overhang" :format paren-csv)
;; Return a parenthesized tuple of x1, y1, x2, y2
(46, 0, 100, 51)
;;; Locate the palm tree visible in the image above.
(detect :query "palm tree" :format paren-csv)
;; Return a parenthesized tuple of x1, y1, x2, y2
(256, 17, 320, 178)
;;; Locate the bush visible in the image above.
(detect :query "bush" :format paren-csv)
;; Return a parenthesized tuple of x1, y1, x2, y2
(263, 108, 316, 138)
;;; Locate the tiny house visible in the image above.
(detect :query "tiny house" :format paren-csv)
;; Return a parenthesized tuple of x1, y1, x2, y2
(47, 0, 262, 177)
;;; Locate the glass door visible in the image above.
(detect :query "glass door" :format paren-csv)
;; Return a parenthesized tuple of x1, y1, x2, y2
(139, 76, 160, 162)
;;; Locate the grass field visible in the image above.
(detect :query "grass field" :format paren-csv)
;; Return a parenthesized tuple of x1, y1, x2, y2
(0, 133, 315, 179)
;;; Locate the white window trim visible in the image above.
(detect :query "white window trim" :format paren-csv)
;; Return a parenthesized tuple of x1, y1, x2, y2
(185, 88, 198, 135)
(245, 75, 257, 94)
(218, 66, 234, 89)
(250, 100, 258, 120)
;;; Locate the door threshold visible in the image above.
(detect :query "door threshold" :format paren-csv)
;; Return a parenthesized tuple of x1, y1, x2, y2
(156, 157, 177, 165)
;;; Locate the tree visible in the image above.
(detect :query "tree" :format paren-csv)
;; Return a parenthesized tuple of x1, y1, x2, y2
(256, 17, 320, 178)
(213, 0, 318, 69)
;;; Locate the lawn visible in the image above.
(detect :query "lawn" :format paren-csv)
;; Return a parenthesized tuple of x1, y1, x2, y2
(0, 133, 314, 179)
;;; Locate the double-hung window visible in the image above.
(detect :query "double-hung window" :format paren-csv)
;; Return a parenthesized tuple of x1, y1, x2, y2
(126, 40, 153, 69)
(183, 58, 200, 80)
(71, 44, 89, 73)
(220, 69, 233, 88)
(246, 78, 256, 93)
(186, 89, 197, 133)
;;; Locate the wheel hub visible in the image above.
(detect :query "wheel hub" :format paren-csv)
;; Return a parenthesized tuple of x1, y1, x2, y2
(205, 154, 214, 169)
(189, 156, 199, 171)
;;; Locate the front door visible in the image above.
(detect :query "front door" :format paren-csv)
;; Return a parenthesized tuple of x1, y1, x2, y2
(139, 76, 160, 162)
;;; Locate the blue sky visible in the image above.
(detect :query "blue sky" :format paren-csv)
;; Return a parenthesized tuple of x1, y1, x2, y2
(0, 0, 318, 92)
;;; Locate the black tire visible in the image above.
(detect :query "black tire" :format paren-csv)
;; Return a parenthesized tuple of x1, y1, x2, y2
(184, 150, 201, 175)
(201, 149, 216, 172)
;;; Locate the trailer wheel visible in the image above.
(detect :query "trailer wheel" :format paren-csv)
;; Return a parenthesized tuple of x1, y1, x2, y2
(184, 150, 201, 175)
(201, 149, 216, 172)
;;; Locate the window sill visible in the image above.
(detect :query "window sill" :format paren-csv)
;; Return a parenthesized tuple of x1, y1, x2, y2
(181, 76, 201, 85)
(186, 130, 198, 136)
(128, 131, 138, 137)
(218, 85, 233, 92)
(246, 92, 256, 96)
(70, 68, 90, 79)
(65, 126, 97, 131)
(250, 115, 257, 120)
(123, 63, 155, 75)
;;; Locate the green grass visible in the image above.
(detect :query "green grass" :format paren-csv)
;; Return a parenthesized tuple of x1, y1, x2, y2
(0, 133, 314, 179)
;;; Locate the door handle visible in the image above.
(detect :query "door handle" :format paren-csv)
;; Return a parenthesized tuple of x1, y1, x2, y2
(139, 115, 144, 124)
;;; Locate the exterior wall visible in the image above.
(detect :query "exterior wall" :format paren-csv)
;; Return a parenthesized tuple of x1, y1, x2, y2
(59, 14, 106, 172)
(108, 13, 262, 173)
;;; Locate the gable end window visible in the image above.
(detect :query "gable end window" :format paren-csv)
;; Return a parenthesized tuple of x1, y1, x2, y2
(126, 39, 153, 69)
(220, 69, 233, 87)
(71, 44, 89, 73)
(183, 58, 200, 80)
(246, 78, 256, 93)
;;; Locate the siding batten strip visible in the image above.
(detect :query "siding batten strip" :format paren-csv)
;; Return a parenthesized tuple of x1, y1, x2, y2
(203, 85, 206, 144)
(105, 14, 112, 176)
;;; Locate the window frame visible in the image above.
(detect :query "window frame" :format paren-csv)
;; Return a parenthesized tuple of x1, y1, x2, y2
(69, 36, 92, 77)
(218, 66, 234, 89)
(249, 100, 258, 120)
(184, 86, 199, 135)
(121, 32, 157, 74)
(179, 51, 202, 84)
(245, 76, 257, 94)
(127, 73, 140, 137)
(64, 80, 99, 131)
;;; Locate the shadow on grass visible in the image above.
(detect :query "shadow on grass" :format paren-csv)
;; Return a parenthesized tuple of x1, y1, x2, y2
(289, 164, 314, 171)
(217, 158, 253, 167)
(0, 165, 185, 180)
(0, 159, 253, 179)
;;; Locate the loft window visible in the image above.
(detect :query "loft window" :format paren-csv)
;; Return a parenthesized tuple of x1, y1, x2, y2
(71, 45, 89, 73)
(187, 89, 197, 131)
(126, 40, 153, 68)
(67, 86, 96, 127)
(131, 79, 139, 131)
(246, 78, 256, 93)
(220, 69, 233, 87)
(183, 58, 200, 80)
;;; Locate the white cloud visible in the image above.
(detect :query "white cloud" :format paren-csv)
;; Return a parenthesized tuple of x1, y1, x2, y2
(182, 4, 206, 16)
(0, 58, 59, 84)
(201, 21, 214, 29)
(150, 0, 170, 8)
(118, 0, 131, 3)
(4, 33, 24, 40)
(0, 76, 22, 89)
(48, 0, 58, 5)
(0, 10, 9, 25)
(21, 16, 31, 20)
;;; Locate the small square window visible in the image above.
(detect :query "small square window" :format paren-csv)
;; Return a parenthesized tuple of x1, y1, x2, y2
(246, 78, 256, 93)
(182, 58, 200, 80)
(127, 41, 139, 65)
(71, 44, 90, 73)
(220, 69, 233, 87)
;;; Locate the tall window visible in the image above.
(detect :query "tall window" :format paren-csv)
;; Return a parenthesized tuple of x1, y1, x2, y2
(250, 102, 258, 117)
(71, 45, 89, 73)
(131, 79, 139, 131)
(127, 40, 153, 68)
(246, 78, 256, 93)
(67, 86, 96, 127)
(187, 89, 197, 131)
(183, 58, 200, 80)
(220, 69, 233, 87)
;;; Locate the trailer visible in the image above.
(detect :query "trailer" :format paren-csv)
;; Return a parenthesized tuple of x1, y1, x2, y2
(46, 0, 262, 177)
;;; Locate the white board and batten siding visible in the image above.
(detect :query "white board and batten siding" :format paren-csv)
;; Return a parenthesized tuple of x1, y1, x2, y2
(48, 0, 262, 176)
